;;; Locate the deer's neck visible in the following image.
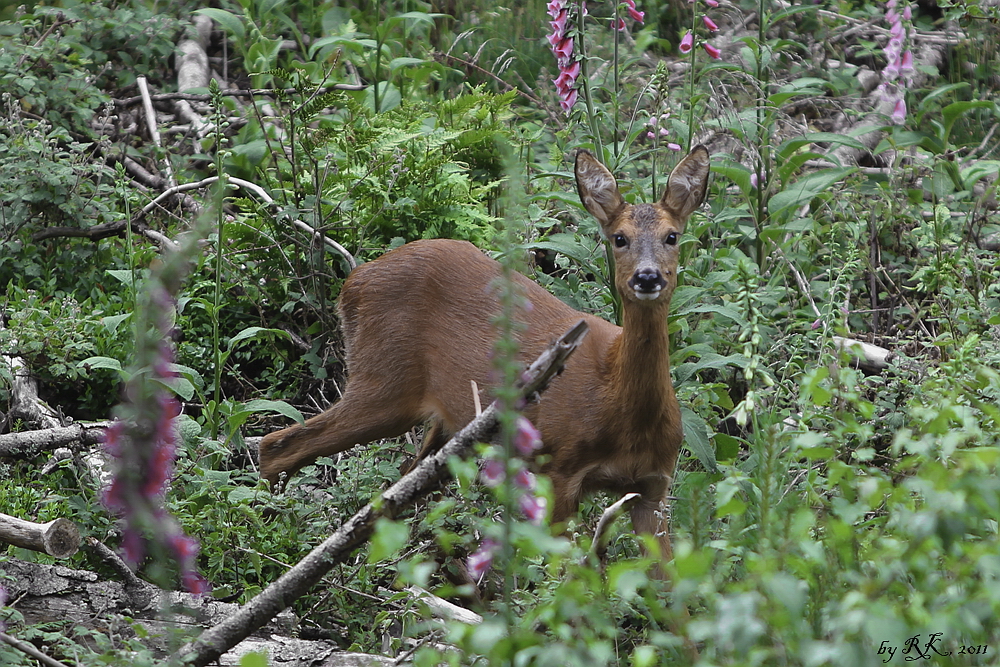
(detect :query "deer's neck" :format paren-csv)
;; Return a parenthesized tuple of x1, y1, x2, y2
(608, 303, 677, 422)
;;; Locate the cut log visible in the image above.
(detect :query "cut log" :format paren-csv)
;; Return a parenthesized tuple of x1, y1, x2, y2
(0, 513, 80, 559)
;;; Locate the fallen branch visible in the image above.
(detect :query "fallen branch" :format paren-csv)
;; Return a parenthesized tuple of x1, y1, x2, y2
(591, 493, 642, 563)
(173, 15, 212, 137)
(832, 335, 893, 372)
(0, 632, 72, 667)
(0, 421, 111, 457)
(173, 319, 589, 667)
(0, 513, 80, 559)
(137, 75, 175, 187)
(402, 586, 482, 625)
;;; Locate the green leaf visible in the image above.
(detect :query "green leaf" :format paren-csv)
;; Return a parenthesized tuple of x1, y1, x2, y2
(368, 517, 409, 563)
(388, 57, 427, 71)
(78, 356, 124, 373)
(768, 167, 856, 219)
(712, 161, 753, 194)
(941, 100, 994, 145)
(240, 399, 305, 425)
(154, 376, 196, 401)
(194, 8, 246, 42)
(961, 160, 1000, 190)
(226, 326, 289, 351)
(916, 82, 969, 113)
(105, 269, 135, 288)
(101, 313, 131, 334)
(170, 363, 206, 390)
(681, 406, 716, 472)
(676, 303, 749, 328)
(777, 133, 866, 165)
(228, 486, 258, 504)
(238, 652, 270, 667)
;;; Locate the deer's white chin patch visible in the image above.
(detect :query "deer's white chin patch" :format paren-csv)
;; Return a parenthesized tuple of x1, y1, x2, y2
(633, 288, 662, 301)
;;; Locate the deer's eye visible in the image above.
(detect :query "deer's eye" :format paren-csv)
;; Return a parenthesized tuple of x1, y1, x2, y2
(613, 234, 628, 248)
(665, 232, 678, 246)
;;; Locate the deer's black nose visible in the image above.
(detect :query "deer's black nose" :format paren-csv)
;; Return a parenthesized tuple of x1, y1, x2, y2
(630, 269, 666, 294)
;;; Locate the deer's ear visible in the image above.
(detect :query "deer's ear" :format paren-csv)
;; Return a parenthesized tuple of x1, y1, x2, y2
(575, 150, 625, 230)
(660, 145, 710, 222)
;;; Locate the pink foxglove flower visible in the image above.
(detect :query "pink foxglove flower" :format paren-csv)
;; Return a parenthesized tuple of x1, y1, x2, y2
(102, 275, 206, 595)
(704, 42, 722, 59)
(520, 493, 548, 525)
(513, 468, 537, 490)
(481, 458, 506, 487)
(900, 50, 914, 75)
(680, 31, 694, 53)
(468, 539, 500, 578)
(881, 1, 912, 125)
(547, 0, 582, 114)
(703, 15, 719, 31)
(891, 98, 907, 124)
(514, 416, 542, 456)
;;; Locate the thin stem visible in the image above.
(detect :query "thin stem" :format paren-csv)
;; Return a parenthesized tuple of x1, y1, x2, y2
(578, 0, 605, 161)
(613, 5, 620, 159)
(210, 84, 228, 440)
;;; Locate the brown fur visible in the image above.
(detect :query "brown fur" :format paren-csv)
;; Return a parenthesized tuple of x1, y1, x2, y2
(258, 146, 711, 564)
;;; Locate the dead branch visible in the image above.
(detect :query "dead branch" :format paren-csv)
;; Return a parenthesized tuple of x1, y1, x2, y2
(402, 586, 482, 625)
(137, 75, 175, 187)
(174, 15, 212, 137)
(0, 631, 72, 667)
(172, 319, 589, 667)
(591, 493, 642, 563)
(1, 557, 386, 666)
(0, 513, 80, 559)
(0, 421, 111, 457)
(832, 335, 893, 372)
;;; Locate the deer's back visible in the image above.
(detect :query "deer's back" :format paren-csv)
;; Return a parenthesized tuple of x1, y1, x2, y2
(337, 239, 621, 435)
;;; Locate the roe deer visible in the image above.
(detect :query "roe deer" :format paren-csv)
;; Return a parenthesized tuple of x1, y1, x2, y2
(259, 146, 711, 563)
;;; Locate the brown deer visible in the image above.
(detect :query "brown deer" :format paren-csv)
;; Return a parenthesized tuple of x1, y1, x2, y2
(258, 146, 711, 563)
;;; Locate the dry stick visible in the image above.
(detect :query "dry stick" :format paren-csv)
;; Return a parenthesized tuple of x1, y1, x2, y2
(173, 319, 589, 667)
(226, 176, 356, 270)
(113, 84, 368, 107)
(432, 52, 544, 107)
(137, 75, 176, 188)
(0, 421, 111, 457)
(136, 175, 357, 269)
(590, 493, 641, 563)
(0, 632, 73, 667)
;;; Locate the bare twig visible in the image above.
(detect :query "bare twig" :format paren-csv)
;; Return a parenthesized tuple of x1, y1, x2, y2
(113, 84, 367, 108)
(137, 76, 176, 188)
(432, 52, 544, 106)
(0, 632, 73, 667)
(591, 493, 641, 562)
